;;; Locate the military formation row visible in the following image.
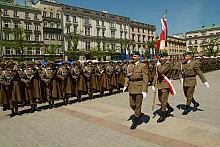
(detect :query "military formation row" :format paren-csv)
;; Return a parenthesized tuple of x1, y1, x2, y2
(0, 56, 220, 117)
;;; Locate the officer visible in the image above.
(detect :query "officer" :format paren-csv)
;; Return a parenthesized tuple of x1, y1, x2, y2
(180, 51, 209, 115)
(123, 51, 148, 130)
(153, 51, 174, 123)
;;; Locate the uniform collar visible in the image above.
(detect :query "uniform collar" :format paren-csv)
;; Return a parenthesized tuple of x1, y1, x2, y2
(134, 61, 140, 66)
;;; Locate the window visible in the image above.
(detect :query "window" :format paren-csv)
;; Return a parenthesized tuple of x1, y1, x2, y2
(85, 42, 90, 51)
(26, 35, 31, 41)
(51, 34, 55, 40)
(43, 21, 47, 27)
(103, 43, 106, 51)
(102, 29, 105, 37)
(132, 28, 134, 32)
(125, 32, 127, 38)
(97, 29, 100, 37)
(96, 20, 100, 26)
(143, 29, 145, 33)
(195, 40, 198, 44)
(43, 11, 47, 17)
(27, 48, 32, 55)
(35, 35, 40, 42)
(16, 50, 21, 55)
(34, 14, 38, 20)
(111, 30, 115, 38)
(73, 16, 77, 22)
(3, 9, 8, 16)
(35, 25, 39, 31)
(120, 24, 123, 29)
(74, 26, 77, 33)
(57, 23, 61, 29)
(138, 28, 140, 33)
(50, 13, 53, 18)
(66, 15, 70, 22)
(97, 42, 101, 50)
(111, 44, 115, 50)
(143, 35, 145, 42)
(138, 35, 141, 42)
(132, 34, 135, 40)
(51, 23, 54, 28)
(44, 33, 49, 40)
(14, 10, 18, 17)
(36, 48, 40, 55)
(26, 23, 30, 30)
(4, 32, 10, 40)
(110, 22, 115, 28)
(25, 12, 29, 19)
(56, 13, 60, 19)
(67, 27, 70, 33)
(85, 27, 90, 36)
(120, 32, 123, 38)
(4, 21, 9, 28)
(102, 21, 105, 26)
(84, 18, 90, 25)
(5, 48, 11, 55)
(14, 22, 19, 28)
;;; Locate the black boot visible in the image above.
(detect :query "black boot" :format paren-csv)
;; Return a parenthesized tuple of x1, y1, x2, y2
(49, 102, 52, 109)
(30, 105, 35, 113)
(182, 105, 190, 115)
(130, 116, 139, 130)
(77, 96, 81, 102)
(192, 99, 200, 112)
(64, 98, 67, 105)
(10, 108, 15, 117)
(157, 111, 166, 123)
(166, 104, 174, 117)
(34, 104, 41, 111)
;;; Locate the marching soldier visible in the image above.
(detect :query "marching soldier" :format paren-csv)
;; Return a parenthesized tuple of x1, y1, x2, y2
(0, 62, 8, 111)
(153, 51, 174, 123)
(171, 59, 181, 80)
(180, 51, 209, 115)
(123, 51, 148, 130)
(99, 64, 110, 97)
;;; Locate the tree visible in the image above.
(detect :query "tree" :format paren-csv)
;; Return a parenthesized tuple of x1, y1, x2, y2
(120, 38, 134, 52)
(188, 46, 198, 57)
(66, 30, 82, 51)
(1, 28, 30, 61)
(45, 44, 59, 61)
(200, 37, 219, 56)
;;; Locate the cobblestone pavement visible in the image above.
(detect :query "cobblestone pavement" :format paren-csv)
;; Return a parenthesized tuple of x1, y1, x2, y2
(0, 70, 220, 147)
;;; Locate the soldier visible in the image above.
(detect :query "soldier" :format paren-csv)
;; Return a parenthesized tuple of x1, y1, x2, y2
(123, 51, 148, 130)
(23, 62, 41, 113)
(107, 62, 116, 94)
(41, 61, 61, 109)
(99, 63, 110, 97)
(153, 51, 174, 123)
(1, 61, 22, 117)
(57, 61, 72, 105)
(76, 61, 88, 101)
(0, 62, 8, 111)
(180, 51, 209, 115)
(171, 59, 181, 80)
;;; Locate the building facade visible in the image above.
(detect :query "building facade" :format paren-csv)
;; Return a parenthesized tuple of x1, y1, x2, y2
(167, 36, 187, 56)
(62, 4, 130, 56)
(0, 0, 43, 60)
(0, 0, 156, 61)
(130, 20, 156, 51)
(186, 24, 220, 54)
(33, 0, 64, 59)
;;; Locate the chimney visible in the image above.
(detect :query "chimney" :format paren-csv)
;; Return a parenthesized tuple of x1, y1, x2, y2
(202, 26, 205, 28)
(212, 24, 215, 27)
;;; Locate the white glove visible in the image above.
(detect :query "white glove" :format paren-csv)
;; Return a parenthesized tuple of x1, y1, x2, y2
(123, 87, 127, 92)
(203, 82, 210, 88)
(180, 78, 183, 85)
(151, 86, 156, 93)
(142, 92, 147, 98)
(156, 61, 161, 66)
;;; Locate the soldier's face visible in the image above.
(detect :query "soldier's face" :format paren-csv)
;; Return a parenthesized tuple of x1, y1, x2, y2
(185, 55, 192, 61)
(133, 55, 140, 62)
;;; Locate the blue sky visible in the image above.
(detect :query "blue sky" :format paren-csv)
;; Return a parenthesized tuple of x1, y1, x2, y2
(17, 0, 220, 35)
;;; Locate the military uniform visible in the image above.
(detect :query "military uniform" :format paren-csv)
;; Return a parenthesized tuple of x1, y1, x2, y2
(181, 57, 208, 115)
(153, 51, 174, 123)
(124, 51, 148, 129)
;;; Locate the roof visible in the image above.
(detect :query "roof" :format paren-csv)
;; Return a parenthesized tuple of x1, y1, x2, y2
(186, 25, 220, 34)
(0, 1, 40, 12)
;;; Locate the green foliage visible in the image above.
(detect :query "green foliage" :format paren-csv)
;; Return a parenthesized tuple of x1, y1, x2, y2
(45, 44, 58, 61)
(200, 37, 219, 56)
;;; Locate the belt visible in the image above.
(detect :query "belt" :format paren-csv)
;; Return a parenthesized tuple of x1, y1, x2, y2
(184, 75, 196, 78)
(129, 78, 143, 82)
